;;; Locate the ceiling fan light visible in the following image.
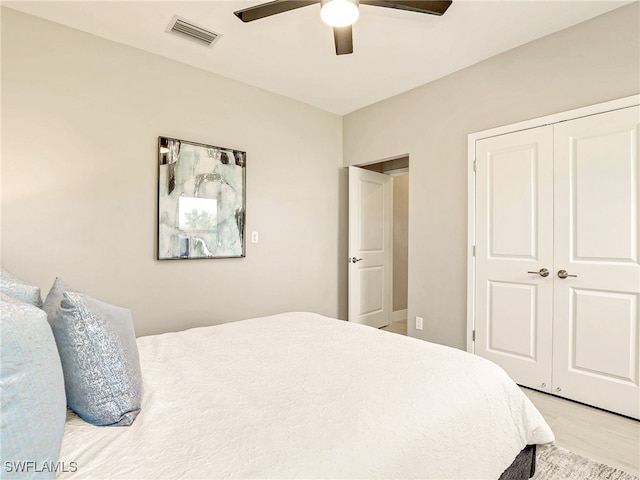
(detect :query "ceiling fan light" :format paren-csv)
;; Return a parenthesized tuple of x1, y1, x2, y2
(321, 0, 359, 27)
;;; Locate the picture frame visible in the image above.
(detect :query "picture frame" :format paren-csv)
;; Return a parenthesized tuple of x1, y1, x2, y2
(157, 136, 246, 260)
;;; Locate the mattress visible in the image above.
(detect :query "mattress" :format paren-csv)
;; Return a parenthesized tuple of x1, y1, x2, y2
(57, 312, 554, 479)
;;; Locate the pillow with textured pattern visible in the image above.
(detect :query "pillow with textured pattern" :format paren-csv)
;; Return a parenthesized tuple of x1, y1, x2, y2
(0, 267, 43, 307)
(0, 292, 66, 479)
(45, 278, 142, 426)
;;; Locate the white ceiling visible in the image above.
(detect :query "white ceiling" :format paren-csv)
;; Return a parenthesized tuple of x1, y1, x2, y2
(3, 0, 632, 115)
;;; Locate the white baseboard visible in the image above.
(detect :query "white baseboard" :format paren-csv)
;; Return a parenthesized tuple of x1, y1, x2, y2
(392, 309, 407, 322)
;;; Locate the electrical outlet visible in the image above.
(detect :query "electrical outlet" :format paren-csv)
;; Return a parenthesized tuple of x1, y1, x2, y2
(415, 316, 424, 330)
(251, 231, 259, 243)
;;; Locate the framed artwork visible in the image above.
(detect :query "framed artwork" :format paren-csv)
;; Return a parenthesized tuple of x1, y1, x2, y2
(157, 136, 246, 259)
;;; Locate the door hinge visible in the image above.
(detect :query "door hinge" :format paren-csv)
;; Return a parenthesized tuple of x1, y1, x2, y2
(472, 245, 476, 256)
(473, 160, 477, 172)
(472, 330, 476, 341)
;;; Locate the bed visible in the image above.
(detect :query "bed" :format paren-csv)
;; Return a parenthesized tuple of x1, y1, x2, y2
(1, 271, 554, 480)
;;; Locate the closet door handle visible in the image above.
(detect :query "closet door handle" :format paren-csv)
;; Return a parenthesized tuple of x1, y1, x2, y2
(527, 268, 550, 277)
(557, 269, 577, 279)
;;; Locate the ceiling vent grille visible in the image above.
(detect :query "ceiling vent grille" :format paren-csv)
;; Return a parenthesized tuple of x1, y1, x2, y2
(166, 16, 221, 47)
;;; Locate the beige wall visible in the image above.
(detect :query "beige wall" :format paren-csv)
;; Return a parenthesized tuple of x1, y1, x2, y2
(1, 8, 346, 336)
(344, 3, 640, 349)
(3, 4, 638, 346)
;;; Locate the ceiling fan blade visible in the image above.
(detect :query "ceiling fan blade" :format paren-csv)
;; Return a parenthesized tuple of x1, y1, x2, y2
(359, 0, 452, 16)
(234, 0, 318, 22)
(333, 26, 353, 55)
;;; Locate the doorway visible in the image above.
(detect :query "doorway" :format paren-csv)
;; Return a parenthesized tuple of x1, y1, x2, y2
(357, 157, 409, 335)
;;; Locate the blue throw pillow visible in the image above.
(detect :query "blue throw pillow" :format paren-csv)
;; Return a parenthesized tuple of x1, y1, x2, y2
(0, 267, 43, 308)
(47, 282, 142, 426)
(42, 277, 70, 325)
(0, 293, 66, 479)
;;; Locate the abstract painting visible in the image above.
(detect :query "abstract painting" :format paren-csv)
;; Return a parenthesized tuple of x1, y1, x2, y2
(158, 136, 246, 259)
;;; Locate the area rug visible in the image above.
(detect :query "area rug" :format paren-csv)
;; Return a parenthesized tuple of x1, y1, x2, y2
(534, 444, 638, 480)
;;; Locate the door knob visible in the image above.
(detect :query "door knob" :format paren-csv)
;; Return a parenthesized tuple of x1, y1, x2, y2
(350, 257, 363, 263)
(527, 268, 550, 277)
(557, 269, 577, 279)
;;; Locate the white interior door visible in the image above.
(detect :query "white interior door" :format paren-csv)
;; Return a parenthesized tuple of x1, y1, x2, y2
(475, 126, 554, 392)
(348, 166, 391, 328)
(552, 106, 640, 419)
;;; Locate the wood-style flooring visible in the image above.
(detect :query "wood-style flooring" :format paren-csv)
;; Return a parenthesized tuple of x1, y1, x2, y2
(380, 319, 640, 476)
(380, 319, 407, 335)
(522, 387, 639, 476)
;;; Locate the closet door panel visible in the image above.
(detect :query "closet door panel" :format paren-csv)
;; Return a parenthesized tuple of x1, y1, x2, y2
(475, 126, 554, 391)
(553, 106, 640, 419)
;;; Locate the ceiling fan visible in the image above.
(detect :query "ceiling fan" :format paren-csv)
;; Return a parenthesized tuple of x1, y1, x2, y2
(233, 0, 452, 55)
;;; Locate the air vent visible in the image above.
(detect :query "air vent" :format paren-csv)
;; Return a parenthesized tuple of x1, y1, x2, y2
(166, 16, 221, 47)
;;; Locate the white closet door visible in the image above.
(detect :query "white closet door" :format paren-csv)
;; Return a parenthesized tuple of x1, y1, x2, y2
(475, 126, 554, 392)
(553, 106, 640, 419)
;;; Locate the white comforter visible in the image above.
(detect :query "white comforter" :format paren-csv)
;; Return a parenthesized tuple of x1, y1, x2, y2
(57, 312, 554, 479)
